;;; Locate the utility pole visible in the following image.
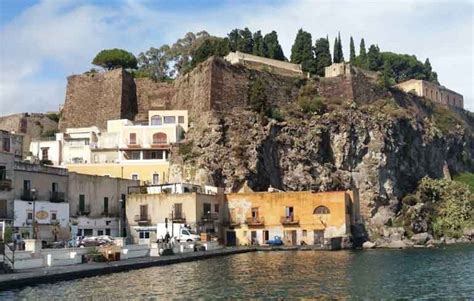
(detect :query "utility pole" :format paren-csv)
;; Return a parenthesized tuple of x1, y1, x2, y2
(31, 188, 37, 239)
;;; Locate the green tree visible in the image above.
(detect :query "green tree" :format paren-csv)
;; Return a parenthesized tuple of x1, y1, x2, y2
(137, 45, 172, 81)
(314, 37, 332, 76)
(238, 28, 254, 53)
(349, 36, 356, 63)
(252, 30, 266, 56)
(92, 48, 138, 70)
(379, 60, 395, 88)
(332, 33, 344, 63)
(356, 38, 367, 68)
(248, 77, 268, 114)
(423, 58, 438, 83)
(367, 44, 382, 70)
(263, 31, 285, 60)
(290, 29, 316, 73)
(169, 31, 210, 74)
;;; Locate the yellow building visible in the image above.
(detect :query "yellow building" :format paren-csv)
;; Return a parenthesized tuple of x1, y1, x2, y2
(224, 191, 353, 247)
(395, 79, 463, 109)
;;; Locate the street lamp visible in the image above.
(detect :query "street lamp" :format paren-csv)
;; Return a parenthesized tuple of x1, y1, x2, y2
(31, 187, 37, 239)
(118, 198, 123, 237)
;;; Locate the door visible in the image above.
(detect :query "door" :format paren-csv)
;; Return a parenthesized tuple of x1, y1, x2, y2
(139, 231, 150, 245)
(251, 231, 257, 245)
(314, 230, 324, 246)
(226, 231, 236, 246)
(284, 230, 297, 245)
(263, 230, 269, 243)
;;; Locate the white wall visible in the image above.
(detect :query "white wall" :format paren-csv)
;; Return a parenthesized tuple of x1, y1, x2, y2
(75, 216, 119, 237)
(29, 140, 61, 165)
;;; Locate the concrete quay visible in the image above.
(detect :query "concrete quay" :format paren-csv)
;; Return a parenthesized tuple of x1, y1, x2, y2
(0, 247, 255, 291)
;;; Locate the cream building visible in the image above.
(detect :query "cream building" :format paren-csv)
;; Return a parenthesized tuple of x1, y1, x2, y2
(68, 172, 139, 237)
(30, 110, 189, 184)
(126, 184, 223, 244)
(394, 79, 463, 109)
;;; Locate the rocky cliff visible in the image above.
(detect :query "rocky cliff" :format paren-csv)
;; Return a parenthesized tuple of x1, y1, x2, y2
(169, 66, 474, 238)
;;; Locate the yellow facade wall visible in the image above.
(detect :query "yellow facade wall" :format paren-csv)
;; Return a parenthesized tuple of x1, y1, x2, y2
(225, 191, 351, 246)
(66, 162, 169, 184)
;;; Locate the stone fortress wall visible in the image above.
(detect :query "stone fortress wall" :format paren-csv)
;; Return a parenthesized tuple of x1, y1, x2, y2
(394, 79, 463, 109)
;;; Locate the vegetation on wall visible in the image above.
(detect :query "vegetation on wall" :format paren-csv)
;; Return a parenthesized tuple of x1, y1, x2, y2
(453, 172, 474, 192)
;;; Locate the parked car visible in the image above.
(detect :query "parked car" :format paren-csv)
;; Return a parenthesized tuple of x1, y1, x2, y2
(78, 236, 115, 247)
(267, 236, 283, 246)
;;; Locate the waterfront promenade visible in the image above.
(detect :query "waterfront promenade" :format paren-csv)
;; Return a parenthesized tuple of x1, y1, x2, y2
(0, 247, 254, 290)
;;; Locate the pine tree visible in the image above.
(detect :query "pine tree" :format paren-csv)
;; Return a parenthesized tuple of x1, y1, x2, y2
(238, 28, 254, 53)
(263, 31, 285, 60)
(349, 36, 356, 63)
(252, 31, 266, 57)
(357, 38, 367, 68)
(314, 37, 332, 76)
(290, 29, 315, 73)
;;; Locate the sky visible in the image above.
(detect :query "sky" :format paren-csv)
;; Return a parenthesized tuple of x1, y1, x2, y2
(0, 0, 473, 114)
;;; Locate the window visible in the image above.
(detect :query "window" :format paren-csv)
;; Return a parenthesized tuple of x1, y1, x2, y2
(152, 132, 167, 144)
(129, 133, 137, 144)
(0, 166, 6, 180)
(178, 116, 185, 124)
(139, 231, 150, 239)
(152, 173, 159, 185)
(51, 212, 57, 221)
(302, 230, 307, 237)
(314, 206, 330, 214)
(150, 115, 162, 125)
(52, 182, 58, 193)
(2, 138, 10, 152)
(79, 194, 85, 212)
(103, 197, 109, 213)
(181, 229, 188, 235)
(121, 194, 126, 209)
(27, 212, 33, 220)
(106, 220, 111, 225)
(105, 229, 111, 235)
(203, 203, 211, 214)
(251, 208, 259, 218)
(97, 230, 104, 236)
(163, 116, 176, 124)
(285, 206, 294, 217)
(214, 204, 220, 213)
(41, 148, 49, 161)
(128, 151, 140, 160)
(140, 205, 148, 219)
(131, 174, 139, 181)
(84, 229, 93, 236)
(174, 203, 183, 218)
(77, 229, 83, 236)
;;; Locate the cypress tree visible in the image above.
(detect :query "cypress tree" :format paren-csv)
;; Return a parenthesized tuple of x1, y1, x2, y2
(367, 44, 382, 71)
(238, 28, 254, 53)
(337, 32, 344, 62)
(358, 38, 367, 68)
(349, 36, 356, 63)
(263, 31, 285, 60)
(314, 37, 332, 76)
(333, 37, 340, 63)
(290, 29, 316, 73)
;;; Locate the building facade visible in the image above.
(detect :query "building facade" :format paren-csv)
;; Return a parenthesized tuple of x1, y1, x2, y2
(12, 162, 70, 241)
(126, 184, 222, 244)
(68, 172, 139, 237)
(0, 152, 14, 222)
(395, 79, 464, 109)
(223, 191, 353, 246)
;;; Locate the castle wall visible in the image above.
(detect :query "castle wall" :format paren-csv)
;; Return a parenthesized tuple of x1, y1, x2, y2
(395, 79, 463, 109)
(134, 79, 175, 121)
(59, 69, 137, 131)
(224, 51, 303, 77)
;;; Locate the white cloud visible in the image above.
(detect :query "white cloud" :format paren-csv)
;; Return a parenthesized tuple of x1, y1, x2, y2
(0, 0, 472, 114)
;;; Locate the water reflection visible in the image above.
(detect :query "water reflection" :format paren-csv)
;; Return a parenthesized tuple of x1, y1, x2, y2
(3, 245, 474, 299)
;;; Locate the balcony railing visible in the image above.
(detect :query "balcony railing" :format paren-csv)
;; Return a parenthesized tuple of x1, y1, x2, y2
(77, 204, 91, 216)
(170, 212, 186, 223)
(50, 191, 66, 203)
(134, 214, 151, 225)
(281, 215, 299, 225)
(246, 216, 265, 226)
(201, 212, 219, 222)
(20, 189, 34, 201)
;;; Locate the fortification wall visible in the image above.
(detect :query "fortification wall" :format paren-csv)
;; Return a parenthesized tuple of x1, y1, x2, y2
(134, 79, 175, 121)
(59, 69, 137, 131)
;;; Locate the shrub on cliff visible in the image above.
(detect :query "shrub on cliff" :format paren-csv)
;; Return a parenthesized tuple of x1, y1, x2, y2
(248, 77, 268, 115)
(92, 48, 138, 70)
(398, 177, 473, 239)
(298, 96, 326, 114)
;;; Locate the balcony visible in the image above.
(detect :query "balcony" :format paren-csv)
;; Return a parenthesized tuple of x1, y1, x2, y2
(77, 204, 91, 216)
(170, 212, 186, 223)
(201, 212, 219, 222)
(20, 189, 34, 201)
(101, 210, 117, 217)
(26, 218, 33, 225)
(50, 191, 66, 203)
(281, 215, 299, 226)
(134, 214, 151, 225)
(246, 216, 265, 227)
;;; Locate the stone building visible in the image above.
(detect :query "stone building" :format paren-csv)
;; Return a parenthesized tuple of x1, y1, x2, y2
(224, 51, 304, 77)
(223, 191, 354, 247)
(394, 79, 464, 109)
(68, 172, 138, 237)
(126, 184, 223, 244)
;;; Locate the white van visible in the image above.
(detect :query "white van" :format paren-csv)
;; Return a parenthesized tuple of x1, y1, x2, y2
(156, 223, 200, 242)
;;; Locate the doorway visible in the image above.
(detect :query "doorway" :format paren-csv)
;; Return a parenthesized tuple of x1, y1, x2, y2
(314, 230, 324, 246)
(263, 230, 269, 243)
(284, 230, 297, 245)
(226, 231, 236, 246)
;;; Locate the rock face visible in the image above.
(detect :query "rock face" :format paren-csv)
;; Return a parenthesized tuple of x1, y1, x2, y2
(362, 241, 376, 249)
(411, 232, 429, 245)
